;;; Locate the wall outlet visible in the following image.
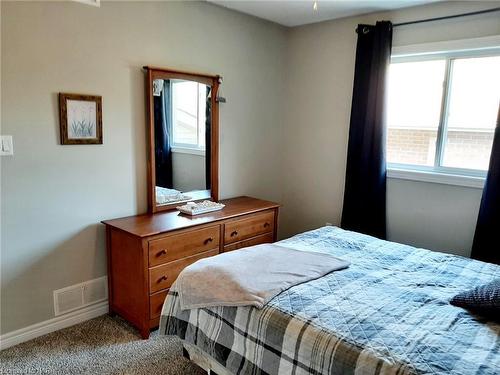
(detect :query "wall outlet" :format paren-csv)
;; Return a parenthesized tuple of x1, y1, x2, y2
(325, 222, 333, 226)
(0, 135, 14, 156)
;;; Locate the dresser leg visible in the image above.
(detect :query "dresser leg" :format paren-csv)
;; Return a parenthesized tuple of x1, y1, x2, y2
(140, 328, 150, 339)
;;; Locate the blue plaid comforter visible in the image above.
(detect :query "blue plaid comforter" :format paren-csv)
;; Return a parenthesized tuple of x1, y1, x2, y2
(160, 226, 500, 374)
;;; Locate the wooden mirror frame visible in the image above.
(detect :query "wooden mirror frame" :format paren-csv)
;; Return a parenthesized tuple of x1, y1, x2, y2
(144, 66, 220, 213)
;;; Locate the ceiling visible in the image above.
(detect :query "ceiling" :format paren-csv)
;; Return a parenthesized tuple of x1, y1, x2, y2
(208, 0, 439, 27)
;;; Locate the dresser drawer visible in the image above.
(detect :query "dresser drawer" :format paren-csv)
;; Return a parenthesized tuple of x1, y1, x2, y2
(148, 226, 220, 267)
(224, 211, 274, 244)
(150, 290, 168, 319)
(149, 248, 218, 293)
(224, 232, 274, 252)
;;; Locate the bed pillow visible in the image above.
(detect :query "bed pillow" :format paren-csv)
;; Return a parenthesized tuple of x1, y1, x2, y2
(450, 279, 500, 319)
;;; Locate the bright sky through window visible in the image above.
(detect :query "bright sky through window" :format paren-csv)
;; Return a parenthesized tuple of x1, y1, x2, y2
(172, 81, 206, 149)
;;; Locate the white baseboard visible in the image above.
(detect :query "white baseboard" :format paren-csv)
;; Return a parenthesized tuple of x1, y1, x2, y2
(0, 300, 108, 350)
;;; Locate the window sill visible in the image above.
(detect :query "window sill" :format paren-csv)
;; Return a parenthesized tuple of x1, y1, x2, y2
(387, 168, 485, 189)
(171, 147, 206, 156)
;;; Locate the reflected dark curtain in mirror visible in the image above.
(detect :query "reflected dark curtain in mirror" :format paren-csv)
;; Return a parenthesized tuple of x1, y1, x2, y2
(154, 79, 173, 188)
(341, 21, 393, 239)
(472, 106, 500, 265)
(205, 86, 211, 190)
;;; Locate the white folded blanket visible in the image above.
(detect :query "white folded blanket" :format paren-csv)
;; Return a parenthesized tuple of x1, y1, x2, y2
(176, 243, 350, 310)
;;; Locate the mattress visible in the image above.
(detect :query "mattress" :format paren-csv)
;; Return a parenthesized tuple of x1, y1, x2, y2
(159, 226, 500, 374)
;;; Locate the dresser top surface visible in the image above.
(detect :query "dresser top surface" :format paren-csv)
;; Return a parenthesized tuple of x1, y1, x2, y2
(102, 196, 280, 238)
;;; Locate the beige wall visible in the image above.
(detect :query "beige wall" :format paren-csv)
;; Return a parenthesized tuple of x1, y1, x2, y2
(0, 0, 286, 334)
(281, 1, 499, 256)
(172, 152, 205, 192)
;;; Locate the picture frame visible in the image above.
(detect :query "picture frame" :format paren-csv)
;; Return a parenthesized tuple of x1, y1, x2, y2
(59, 93, 102, 145)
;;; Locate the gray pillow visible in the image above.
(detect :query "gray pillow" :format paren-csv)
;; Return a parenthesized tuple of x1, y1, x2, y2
(450, 279, 500, 319)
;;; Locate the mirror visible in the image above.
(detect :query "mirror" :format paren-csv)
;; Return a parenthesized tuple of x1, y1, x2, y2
(145, 67, 220, 213)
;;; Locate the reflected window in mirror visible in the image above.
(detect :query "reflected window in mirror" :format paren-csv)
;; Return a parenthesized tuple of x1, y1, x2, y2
(172, 80, 207, 151)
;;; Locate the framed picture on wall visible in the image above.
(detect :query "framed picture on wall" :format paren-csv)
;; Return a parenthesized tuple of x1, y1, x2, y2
(59, 93, 103, 145)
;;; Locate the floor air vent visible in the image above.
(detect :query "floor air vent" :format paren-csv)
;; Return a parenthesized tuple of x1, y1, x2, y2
(53, 276, 108, 316)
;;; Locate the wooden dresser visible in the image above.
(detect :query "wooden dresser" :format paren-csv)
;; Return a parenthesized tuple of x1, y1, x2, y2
(102, 196, 279, 338)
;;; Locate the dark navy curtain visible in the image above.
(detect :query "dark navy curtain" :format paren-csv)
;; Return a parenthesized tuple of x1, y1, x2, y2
(205, 86, 212, 190)
(341, 21, 393, 239)
(154, 79, 173, 188)
(471, 106, 500, 264)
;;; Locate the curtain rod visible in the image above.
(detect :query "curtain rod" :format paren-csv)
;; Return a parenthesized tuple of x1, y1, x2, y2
(393, 7, 500, 27)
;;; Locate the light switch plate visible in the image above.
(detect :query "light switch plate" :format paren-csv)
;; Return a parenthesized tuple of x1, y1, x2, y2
(0, 135, 14, 156)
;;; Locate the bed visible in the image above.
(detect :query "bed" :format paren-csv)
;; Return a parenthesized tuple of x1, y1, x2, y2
(159, 226, 500, 374)
(155, 186, 191, 205)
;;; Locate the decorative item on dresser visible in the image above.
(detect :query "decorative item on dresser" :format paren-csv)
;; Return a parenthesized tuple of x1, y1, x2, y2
(101, 196, 279, 339)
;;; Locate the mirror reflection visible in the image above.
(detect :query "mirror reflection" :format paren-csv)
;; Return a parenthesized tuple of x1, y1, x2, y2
(153, 78, 212, 206)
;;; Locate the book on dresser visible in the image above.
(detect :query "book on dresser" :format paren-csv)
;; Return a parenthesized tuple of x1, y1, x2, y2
(101, 196, 280, 338)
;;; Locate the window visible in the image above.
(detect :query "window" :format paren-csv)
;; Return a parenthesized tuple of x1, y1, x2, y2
(387, 51, 500, 177)
(171, 80, 207, 151)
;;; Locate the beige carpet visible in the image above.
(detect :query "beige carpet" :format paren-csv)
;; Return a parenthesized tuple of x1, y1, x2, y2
(0, 315, 205, 375)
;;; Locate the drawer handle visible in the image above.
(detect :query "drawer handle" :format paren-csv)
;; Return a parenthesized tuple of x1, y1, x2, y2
(264, 222, 271, 228)
(156, 249, 167, 257)
(158, 275, 168, 282)
(204, 237, 214, 245)
(230, 231, 238, 237)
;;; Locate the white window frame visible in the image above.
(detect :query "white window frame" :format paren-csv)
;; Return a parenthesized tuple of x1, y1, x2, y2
(388, 35, 500, 188)
(170, 81, 207, 156)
